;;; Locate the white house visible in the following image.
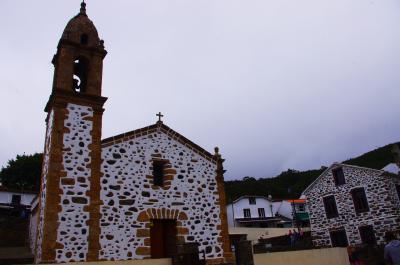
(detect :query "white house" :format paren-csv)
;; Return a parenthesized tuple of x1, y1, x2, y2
(226, 196, 308, 228)
(0, 186, 37, 212)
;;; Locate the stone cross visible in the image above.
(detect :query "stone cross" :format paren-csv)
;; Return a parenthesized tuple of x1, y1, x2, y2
(156, 112, 164, 122)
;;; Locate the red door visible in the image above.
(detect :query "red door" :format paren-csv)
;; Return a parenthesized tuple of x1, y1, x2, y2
(150, 219, 177, 258)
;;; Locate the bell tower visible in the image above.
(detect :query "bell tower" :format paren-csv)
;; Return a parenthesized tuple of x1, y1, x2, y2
(35, 2, 107, 263)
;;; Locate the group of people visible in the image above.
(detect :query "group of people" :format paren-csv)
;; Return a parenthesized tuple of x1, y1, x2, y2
(383, 231, 400, 265)
(287, 228, 304, 247)
(348, 231, 400, 265)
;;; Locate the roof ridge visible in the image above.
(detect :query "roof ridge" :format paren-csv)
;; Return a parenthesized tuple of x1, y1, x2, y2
(302, 163, 385, 196)
(101, 122, 217, 162)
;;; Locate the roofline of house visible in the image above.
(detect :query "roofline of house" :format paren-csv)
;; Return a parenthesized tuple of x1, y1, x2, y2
(0, 186, 38, 194)
(229, 195, 303, 205)
(301, 162, 385, 196)
(229, 195, 272, 204)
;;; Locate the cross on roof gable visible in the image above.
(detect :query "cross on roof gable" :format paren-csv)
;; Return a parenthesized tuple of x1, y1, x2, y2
(101, 122, 217, 162)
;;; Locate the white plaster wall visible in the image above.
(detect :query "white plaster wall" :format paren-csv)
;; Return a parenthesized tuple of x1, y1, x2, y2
(100, 129, 222, 261)
(0, 192, 9, 204)
(36, 110, 54, 263)
(0, 191, 36, 205)
(276, 201, 292, 219)
(30, 209, 39, 252)
(55, 104, 93, 262)
(226, 204, 234, 227)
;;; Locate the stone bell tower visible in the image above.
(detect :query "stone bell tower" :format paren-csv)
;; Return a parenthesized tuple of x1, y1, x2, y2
(35, 2, 107, 263)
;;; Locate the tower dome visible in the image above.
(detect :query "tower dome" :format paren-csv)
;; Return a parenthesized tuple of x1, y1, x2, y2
(60, 1, 103, 49)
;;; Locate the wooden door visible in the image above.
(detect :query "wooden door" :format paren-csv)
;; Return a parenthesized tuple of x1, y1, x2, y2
(150, 219, 177, 258)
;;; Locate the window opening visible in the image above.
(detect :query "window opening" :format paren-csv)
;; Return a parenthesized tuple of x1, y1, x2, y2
(396, 185, 400, 201)
(243, 209, 251, 218)
(330, 229, 348, 247)
(248, 197, 256, 205)
(258, 208, 265, 218)
(11, 195, 21, 205)
(73, 57, 88, 93)
(351, 187, 369, 213)
(333, 167, 345, 186)
(323, 195, 338, 219)
(359, 225, 376, 245)
(153, 160, 165, 187)
(80, 34, 88, 45)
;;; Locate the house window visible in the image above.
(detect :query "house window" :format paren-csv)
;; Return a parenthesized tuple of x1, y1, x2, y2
(323, 195, 338, 219)
(243, 209, 251, 218)
(396, 185, 400, 201)
(330, 229, 348, 247)
(333, 167, 345, 186)
(248, 197, 256, 205)
(153, 160, 166, 186)
(11, 195, 21, 205)
(359, 225, 376, 245)
(351, 187, 369, 213)
(258, 208, 265, 218)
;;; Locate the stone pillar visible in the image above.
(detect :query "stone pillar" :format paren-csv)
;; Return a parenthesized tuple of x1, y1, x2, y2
(214, 147, 235, 265)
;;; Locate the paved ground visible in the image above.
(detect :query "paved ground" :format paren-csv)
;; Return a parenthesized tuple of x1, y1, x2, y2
(0, 247, 33, 264)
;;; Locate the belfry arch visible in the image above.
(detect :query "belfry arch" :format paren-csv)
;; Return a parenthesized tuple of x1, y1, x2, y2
(73, 56, 89, 93)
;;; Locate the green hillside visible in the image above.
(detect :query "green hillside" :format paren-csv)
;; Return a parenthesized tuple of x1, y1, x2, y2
(225, 142, 399, 202)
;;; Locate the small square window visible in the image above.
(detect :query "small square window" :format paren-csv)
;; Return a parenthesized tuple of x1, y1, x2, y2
(333, 167, 345, 186)
(351, 187, 369, 213)
(359, 225, 376, 245)
(153, 160, 166, 186)
(243, 209, 251, 218)
(323, 195, 338, 219)
(248, 197, 256, 205)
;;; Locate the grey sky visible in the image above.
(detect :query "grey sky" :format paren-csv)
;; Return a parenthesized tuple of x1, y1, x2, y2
(1, 0, 399, 180)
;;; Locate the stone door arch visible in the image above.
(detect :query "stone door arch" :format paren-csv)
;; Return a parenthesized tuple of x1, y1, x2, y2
(135, 208, 189, 257)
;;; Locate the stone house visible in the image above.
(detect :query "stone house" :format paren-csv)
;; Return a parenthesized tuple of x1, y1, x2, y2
(302, 163, 400, 247)
(31, 2, 232, 264)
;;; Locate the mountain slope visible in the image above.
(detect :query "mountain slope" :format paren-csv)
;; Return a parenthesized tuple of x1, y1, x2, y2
(225, 142, 399, 201)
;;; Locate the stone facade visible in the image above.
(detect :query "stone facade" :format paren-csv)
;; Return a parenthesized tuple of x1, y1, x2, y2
(33, 2, 232, 264)
(55, 103, 94, 262)
(303, 163, 400, 247)
(99, 123, 225, 262)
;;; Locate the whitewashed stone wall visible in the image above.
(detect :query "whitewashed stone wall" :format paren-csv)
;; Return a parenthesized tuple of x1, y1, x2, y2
(30, 207, 39, 252)
(55, 103, 93, 262)
(99, 129, 223, 260)
(36, 110, 54, 263)
(304, 164, 400, 246)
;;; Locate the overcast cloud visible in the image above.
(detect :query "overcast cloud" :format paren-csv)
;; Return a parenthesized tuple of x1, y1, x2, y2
(0, 0, 399, 180)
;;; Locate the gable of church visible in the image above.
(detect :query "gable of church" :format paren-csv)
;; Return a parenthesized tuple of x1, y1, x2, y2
(99, 123, 224, 260)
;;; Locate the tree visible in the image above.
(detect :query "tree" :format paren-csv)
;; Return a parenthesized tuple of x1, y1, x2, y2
(0, 153, 42, 191)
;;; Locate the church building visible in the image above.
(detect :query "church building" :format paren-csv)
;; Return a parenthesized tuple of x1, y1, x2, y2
(32, 2, 232, 264)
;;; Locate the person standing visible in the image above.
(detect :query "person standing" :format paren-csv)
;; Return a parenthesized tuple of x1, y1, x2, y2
(384, 231, 400, 265)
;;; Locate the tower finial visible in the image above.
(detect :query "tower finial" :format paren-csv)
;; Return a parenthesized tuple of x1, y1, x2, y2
(80, 0, 87, 14)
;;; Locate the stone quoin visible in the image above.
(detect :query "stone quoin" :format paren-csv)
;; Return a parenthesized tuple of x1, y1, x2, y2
(32, 2, 233, 264)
